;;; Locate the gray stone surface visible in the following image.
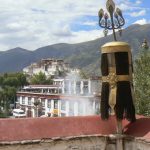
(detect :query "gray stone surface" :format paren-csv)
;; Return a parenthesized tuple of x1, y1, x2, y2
(0, 135, 149, 150)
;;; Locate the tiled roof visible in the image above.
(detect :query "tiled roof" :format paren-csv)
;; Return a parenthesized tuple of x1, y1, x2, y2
(0, 115, 149, 142)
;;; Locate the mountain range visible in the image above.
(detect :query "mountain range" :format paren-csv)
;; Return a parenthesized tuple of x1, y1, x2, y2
(0, 24, 150, 75)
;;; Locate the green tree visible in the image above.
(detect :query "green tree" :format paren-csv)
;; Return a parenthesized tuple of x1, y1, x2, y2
(0, 75, 4, 86)
(0, 72, 28, 88)
(3, 77, 19, 88)
(0, 90, 6, 118)
(0, 87, 16, 117)
(16, 72, 28, 87)
(134, 48, 150, 116)
(30, 72, 53, 85)
(0, 72, 28, 117)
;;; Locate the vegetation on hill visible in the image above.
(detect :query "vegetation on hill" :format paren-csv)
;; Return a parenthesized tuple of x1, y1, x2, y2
(134, 47, 150, 116)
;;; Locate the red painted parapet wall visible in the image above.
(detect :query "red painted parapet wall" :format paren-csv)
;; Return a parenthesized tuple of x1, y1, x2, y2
(0, 115, 149, 142)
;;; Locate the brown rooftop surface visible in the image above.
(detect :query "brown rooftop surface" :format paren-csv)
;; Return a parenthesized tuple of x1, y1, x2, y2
(124, 117, 150, 140)
(0, 115, 149, 142)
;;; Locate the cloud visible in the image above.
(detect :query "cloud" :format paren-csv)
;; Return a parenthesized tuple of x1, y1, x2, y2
(133, 18, 148, 25)
(136, 0, 142, 5)
(117, 0, 141, 11)
(0, 0, 148, 51)
(130, 10, 146, 17)
(82, 21, 98, 26)
(0, 0, 106, 51)
(53, 25, 74, 37)
(70, 29, 104, 44)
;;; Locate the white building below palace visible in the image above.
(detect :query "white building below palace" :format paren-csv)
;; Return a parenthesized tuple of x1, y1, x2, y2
(16, 78, 101, 118)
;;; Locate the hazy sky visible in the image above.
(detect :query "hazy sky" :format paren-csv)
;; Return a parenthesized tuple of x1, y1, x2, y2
(0, 0, 149, 51)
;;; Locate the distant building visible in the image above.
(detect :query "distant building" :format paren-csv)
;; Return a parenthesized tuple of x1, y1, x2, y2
(16, 78, 101, 118)
(23, 58, 80, 77)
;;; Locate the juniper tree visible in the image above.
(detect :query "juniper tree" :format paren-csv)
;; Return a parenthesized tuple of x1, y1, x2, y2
(134, 46, 150, 116)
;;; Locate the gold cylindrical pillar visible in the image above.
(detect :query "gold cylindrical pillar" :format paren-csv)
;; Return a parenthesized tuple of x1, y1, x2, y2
(100, 41, 136, 122)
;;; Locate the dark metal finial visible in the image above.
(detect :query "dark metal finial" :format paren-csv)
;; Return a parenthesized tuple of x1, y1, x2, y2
(98, 0, 125, 41)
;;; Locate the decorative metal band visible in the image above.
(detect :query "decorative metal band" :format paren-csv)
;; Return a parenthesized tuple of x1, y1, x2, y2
(102, 74, 131, 88)
(101, 41, 131, 54)
(101, 48, 130, 54)
(107, 53, 117, 114)
(102, 41, 130, 47)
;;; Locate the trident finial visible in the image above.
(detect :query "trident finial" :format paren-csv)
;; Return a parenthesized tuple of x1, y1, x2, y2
(98, 0, 125, 41)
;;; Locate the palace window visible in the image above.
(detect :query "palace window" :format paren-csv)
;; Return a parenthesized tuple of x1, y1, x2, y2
(83, 81, 88, 95)
(61, 113, 66, 117)
(69, 101, 74, 116)
(22, 97, 25, 105)
(54, 100, 58, 109)
(76, 81, 81, 94)
(28, 97, 31, 105)
(61, 100, 66, 111)
(47, 100, 51, 108)
(41, 99, 45, 107)
(78, 102, 83, 115)
(17, 96, 20, 103)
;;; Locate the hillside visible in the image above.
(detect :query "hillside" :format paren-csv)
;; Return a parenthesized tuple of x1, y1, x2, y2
(0, 24, 150, 74)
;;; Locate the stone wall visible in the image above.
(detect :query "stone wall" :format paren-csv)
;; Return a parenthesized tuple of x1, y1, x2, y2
(0, 135, 149, 150)
(124, 137, 150, 150)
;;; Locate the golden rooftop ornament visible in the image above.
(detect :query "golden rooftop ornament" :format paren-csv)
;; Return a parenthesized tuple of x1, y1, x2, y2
(98, 2, 136, 150)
